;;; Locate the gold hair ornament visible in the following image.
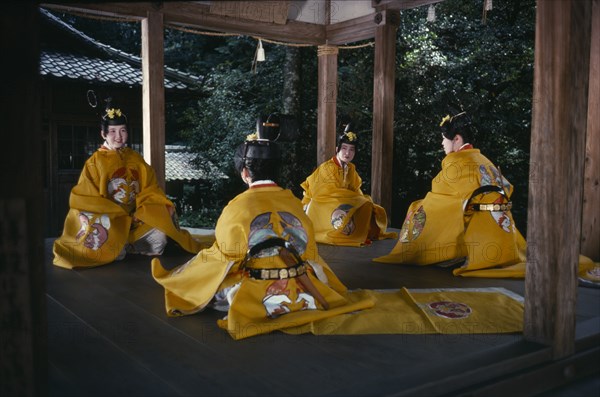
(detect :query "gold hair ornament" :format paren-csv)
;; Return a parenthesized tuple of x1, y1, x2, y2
(246, 132, 258, 141)
(344, 131, 357, 142)
(439, 114, 451, 127)
(439, 111, 466, 127)
(105, 108, 123, 119)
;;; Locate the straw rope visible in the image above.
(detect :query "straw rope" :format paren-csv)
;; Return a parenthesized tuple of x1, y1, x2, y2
(317, 45, 339, 56)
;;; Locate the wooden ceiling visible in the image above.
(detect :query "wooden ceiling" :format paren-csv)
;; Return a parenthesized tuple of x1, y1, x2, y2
(40, 0, 441, 45)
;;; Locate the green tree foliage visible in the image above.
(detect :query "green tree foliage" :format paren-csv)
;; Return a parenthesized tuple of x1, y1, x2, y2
(178, 0, 535, 229)
(390, 0, 535, 229)
(178, 37, 320, 215)
(338, 43, 377, 195)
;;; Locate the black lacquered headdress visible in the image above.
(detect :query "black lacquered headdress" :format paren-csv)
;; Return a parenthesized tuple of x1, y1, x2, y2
(234, 114, 282, 173)
(101, 97, 128, 126)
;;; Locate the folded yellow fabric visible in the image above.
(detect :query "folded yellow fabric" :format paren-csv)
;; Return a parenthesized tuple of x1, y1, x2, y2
(283, 287, 524, 335)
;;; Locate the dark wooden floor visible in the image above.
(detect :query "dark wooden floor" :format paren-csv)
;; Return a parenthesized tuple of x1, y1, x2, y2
(45, 231, 600, 396)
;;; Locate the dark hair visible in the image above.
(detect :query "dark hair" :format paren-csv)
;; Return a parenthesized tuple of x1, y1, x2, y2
(233, 112, 291, 182)
(244, 157, 281, 182)
(234, 140, 281, 176)
(440, 111, 473, 143)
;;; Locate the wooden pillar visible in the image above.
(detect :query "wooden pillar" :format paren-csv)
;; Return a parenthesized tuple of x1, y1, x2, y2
(581, 0, 599, 261)
(524, 0, 592, 358)
(141, 9, 166, 190)
(371, 10, 399, 216)
(0, 4, 46, 396)
(317, 45, 338, 165)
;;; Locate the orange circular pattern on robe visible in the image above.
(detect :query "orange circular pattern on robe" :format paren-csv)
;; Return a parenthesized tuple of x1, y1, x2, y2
(330, 204, 355, 235)
(428, 301, 472, 319)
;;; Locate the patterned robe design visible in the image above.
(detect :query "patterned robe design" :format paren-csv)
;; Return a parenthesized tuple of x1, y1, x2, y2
(301, 157, 397, 246)
(53, 147, 202, 268)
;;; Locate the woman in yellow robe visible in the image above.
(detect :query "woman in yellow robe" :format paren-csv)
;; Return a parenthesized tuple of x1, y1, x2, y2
(301, 124, 397, 246)
(374, 111, 527, 278)
(53, 103, 202, 269)
(152, 115, 374, 340)
(375, 111, 600, 282)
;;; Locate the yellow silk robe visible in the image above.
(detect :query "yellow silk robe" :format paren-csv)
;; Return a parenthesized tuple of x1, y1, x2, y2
(374, 148, 527, 278)
(301, 157, 397, 246)
(151, 185, 375, 340)
(53, 147, 202, 269)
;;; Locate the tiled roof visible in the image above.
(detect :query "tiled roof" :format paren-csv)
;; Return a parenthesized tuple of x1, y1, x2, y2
(40, 51, 192, 89)
(165, 145, 227, 181)
(39, 8, 202, 90)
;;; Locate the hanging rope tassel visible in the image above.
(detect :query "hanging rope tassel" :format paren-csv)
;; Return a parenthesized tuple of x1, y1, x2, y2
(482, 0, 493, 24)
(427, 4, 436, 22)
(251, 38, 265, 74)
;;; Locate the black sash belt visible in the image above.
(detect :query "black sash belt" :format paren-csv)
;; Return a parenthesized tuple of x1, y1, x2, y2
(247, 263, 307, 280)
(468, 202, 512, 212)
(240, 237, 307, 280)
(466, 184, 512, 212)
(240, 237, 331, 309)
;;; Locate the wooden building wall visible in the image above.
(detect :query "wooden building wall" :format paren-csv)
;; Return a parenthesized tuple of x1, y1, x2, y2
(0, 4, 46, 396)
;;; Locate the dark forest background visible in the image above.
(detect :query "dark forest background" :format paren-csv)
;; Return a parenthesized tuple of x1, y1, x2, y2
(58, 0, 535, 231)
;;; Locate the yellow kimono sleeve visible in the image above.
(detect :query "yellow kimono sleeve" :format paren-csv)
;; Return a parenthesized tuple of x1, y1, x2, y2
(132, 161, 202, 254)
(374, 192, 466, 265)
(151, 241, 237, 316)
(453, 210, 527, 278)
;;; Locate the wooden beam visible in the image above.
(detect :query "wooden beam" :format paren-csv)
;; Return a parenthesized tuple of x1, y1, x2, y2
(524, 0, 592, 358)
(42, 1, 446, 47)
(371, 10, 399, 217)
(40, 2, 150, 20)
(42, 2, 326, 45)
(162, 2, 325, 44)
(43, 1, 447, 46)
(0, 4, 46, 396)
(581, 0, 600, 261)
(141, 9, 166, 190)
(325, 13, 377, 45)
(317, 45, 338, 166)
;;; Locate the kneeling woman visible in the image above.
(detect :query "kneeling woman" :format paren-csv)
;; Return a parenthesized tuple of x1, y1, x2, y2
(375, 110, 599, 283)
(301, 124, 397, 246)
(151, 115, 374, 340)
(53, 101, 202, 269)
(374, 111, 527, 278)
